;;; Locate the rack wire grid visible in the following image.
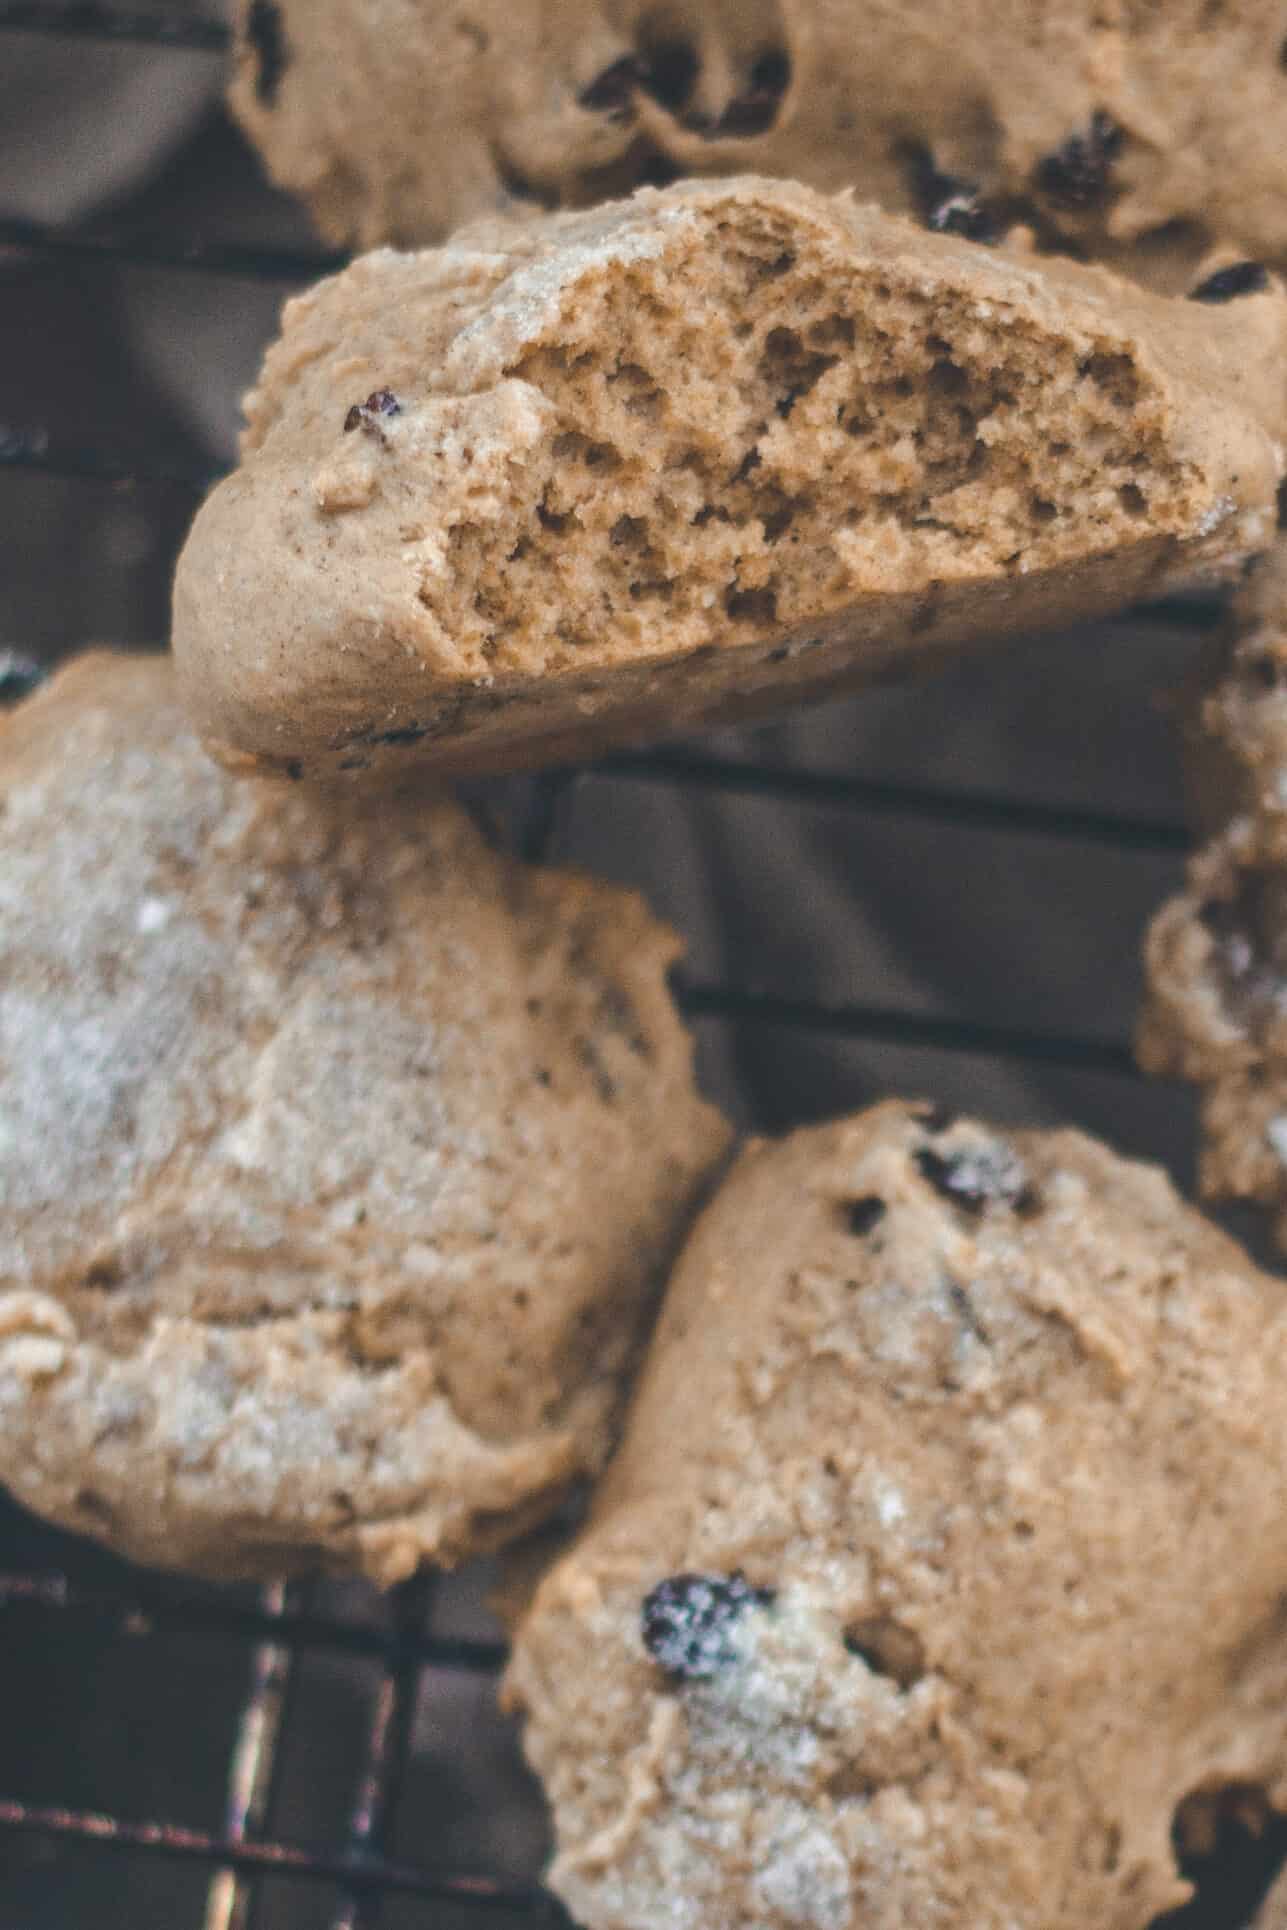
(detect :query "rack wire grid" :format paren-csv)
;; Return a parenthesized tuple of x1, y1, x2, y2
(3, 8, 1286, 1928)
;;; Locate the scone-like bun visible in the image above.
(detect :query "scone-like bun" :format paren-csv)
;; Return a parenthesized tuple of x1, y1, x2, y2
(506, 1101, 1287, 1930)
(1139, 815, 1287, 1248)
(1139, 544, 1287, 1249)
(0, 652, 728, 1583)
(173, 178, 1286, 783)
(1181, 538, 1287, 842)
(230, 0, 1287, 269)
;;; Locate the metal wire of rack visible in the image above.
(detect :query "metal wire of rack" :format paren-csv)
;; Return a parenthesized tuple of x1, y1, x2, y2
(1, 8, 1271, 1929)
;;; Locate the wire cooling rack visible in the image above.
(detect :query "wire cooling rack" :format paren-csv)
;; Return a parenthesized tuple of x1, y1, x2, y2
(2, 7, 1284, 1928)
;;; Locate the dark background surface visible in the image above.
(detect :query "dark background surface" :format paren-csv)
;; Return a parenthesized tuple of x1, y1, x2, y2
(1, 7, 1284, 1926)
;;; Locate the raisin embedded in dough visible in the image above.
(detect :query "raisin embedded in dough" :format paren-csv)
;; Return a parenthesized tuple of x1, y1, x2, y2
(0, 651, 47, 706)
(641, 1573, 775, 1680)
(227, 0, 1287, 275)
(845, 1195, 887, 1235)
(1139, 539, 1287, 1256)
(507, 1099, 1287, 1930)
(1032, 110, 1124, 210)
(0, 652, 728, 1583)
(578, 56, 643, 117)
(342, 387, 402, 434)
(908, 153, 1005, 246)
(912, 1130, 1037, 1214)
(1190, 262, 1273, 304)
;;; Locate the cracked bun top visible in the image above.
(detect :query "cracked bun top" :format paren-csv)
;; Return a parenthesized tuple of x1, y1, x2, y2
(508, 1100, 1287, 1930)
(0, 651, 728, 1582)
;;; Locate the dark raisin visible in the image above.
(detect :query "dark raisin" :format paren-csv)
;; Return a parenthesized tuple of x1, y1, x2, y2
(372, 721, 427, 745)
(285, 758, 303, 781)
(641, 1572, 773, 1680)
(712, 47, 791, 136)
(749, 47, 791, 97)
(914, 1142, 1035, 1215)
(926, 184, 1004, 244)
(578, 55, 642, 117)
(639, 38, 699, 114)
(1170, 1784, 1287, 1925)
(1033, 110, 1123, 209)
(246, 0, 288, 107)
(709, 92, 770, 136)
(1199, 896, 1243, 943)
(0, 651, 48, 706)
(1197, 880, 1287, 1035)
(846, 1196, 887, 1236)
(1204, 895, 1273, 1003)
(907, 149, 1003, 244)
(1189, 261, 1271, 304)
(344, 388, 402, 434)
